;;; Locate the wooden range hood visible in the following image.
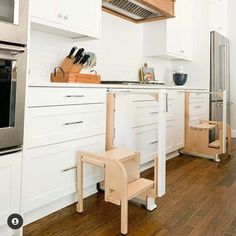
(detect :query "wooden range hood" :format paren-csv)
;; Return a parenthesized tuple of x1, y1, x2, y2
(102, 0, 175, 23)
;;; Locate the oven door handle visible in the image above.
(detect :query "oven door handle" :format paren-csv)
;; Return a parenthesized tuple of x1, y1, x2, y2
(0, 44, 26, 54)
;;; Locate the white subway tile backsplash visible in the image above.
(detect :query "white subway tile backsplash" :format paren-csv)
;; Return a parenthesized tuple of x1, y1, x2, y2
(29, 12, 172, 84)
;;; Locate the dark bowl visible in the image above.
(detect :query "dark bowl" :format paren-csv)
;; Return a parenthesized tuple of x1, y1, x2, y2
(173, 73, 187, 86)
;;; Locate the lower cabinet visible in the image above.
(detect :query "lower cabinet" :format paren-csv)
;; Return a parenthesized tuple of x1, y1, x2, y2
(22, 135, 105, 213)
(114, 90, 185, 165)
(127, 124, 159, 165)
(0, 152, 22, 227)
(166, 120, 175, 154)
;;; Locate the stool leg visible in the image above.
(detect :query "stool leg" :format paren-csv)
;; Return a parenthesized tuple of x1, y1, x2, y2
(121, 200, 128, 235)
(227, 128, 232, 156)
(77, 156, 83, 213)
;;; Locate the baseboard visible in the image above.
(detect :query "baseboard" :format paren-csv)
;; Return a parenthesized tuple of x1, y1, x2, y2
(23, 184, 97, 226)
(166, 150, 180, 160)
(232, 129, 236, 138)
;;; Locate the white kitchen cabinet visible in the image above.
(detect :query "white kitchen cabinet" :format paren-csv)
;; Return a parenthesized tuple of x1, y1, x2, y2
(23, 86, 107, 218)
(114, 90, 185, 164)
(143, 0, 194, 61)
(22, 135, 105, 212)
(0, 152, 22, 227)
(25, 104, 106, 149)
(210, 0, 228, 37)
(30, 0, 101, 39)
(127, 124, 159, 165)
(166, 120, 175, 153)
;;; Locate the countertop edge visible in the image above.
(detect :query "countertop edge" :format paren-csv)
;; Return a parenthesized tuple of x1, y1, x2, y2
(27, 82, 209, 91)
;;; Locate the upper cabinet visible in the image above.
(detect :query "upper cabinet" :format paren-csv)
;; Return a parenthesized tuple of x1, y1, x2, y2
(30, 0, 102, 39)
(143, 0, 194, 61)
(210, 0, 228, 37)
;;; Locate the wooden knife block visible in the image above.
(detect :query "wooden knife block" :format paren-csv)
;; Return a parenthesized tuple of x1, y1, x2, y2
(51, 67, 101, 84)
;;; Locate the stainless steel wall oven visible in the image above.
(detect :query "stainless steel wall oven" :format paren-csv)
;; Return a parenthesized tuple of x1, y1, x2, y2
(0, 0, 28, 154)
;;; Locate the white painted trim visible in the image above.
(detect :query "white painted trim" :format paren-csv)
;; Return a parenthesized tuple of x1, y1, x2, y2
(231, 129, 236, 138)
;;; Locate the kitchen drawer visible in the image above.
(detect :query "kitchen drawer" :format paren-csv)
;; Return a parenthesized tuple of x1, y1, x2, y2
(189, 92, 208, 104)
(25, 104, 106, 148)
(129, 101, 160, 128)
(129, 98, 174, 127)
(189, 113, 209, 126)
(22, 135, 105, 212)
(129, 94, 158, 102)
(27, 87, 106, 107)
(127, 124, 159, 165)
(189, 102, 208, 116)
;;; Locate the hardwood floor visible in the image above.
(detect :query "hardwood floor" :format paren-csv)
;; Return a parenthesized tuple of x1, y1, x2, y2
(24, 140, 236, 236)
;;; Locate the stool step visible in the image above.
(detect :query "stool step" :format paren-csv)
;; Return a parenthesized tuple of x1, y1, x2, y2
(209, 139, 220, 149)
(190, 123, 217, 130)
(107, 178, 154, 205)
(100, 148, 137, 162)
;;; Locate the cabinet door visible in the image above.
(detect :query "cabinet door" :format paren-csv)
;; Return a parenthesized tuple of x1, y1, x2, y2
(166, 0, 181, 56)
(179, 0, 194, 59)
(22, 135, 105, 212)
(0, 152, 21, 227)
(166, 120, 175, 154)
(30, 0, 57, 23)
(57, 0, 101, 36)
(127, 124, 159, 165)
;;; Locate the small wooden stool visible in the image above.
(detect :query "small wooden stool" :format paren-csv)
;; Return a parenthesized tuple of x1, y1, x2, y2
(76, 148, 155, 235)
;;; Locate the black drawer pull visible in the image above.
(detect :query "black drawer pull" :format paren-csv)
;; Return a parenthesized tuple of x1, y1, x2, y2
(65, 95, 85, 98)
(62, 167, 77, 172)
(63, 121, 84, 126)
(149, 141, 159, 145)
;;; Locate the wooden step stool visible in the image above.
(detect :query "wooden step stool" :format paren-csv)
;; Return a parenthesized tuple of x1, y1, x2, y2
(184, 120, 232, 162)
(76, 148, 155, 235)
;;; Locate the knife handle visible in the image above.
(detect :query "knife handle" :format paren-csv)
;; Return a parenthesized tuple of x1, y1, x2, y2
(74, 48, 85, 59)
(67, 46, 77, 58)
(80, 54, 90, 65)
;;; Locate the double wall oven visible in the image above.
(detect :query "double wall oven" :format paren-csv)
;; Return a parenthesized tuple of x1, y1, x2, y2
(0, 0, 28, 154)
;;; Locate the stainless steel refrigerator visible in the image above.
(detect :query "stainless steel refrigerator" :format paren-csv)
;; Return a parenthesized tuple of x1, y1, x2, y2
(210, 31, 230, 124)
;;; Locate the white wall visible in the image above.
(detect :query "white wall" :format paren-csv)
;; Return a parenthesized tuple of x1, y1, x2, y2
(172, 0, 210, 89)
(228, 0, 236, 132)
(29, 12, 172, 84)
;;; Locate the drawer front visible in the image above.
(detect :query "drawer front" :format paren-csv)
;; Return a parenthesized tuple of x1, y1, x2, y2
(25, 104, 106, 148)
(22, 135, 105, 212)
(129, 101, 160, 128)
(129, 97, 174, 127)
(189, 102, 208, 115)
(127, 124, 159, 165)
(189, 92, 208, 104)
(189, 113, 209, 126)
(129, 94, 158, 102)
(27, 87, 106, 107)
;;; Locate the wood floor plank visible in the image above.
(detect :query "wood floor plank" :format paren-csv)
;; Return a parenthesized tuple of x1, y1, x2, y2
(24, 139, 236, 236)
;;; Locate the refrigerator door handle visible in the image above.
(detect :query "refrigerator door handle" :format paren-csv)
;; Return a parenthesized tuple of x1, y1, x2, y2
(222, 43, 229, 92)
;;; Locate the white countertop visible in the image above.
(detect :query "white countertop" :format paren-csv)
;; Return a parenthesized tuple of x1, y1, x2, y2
(28, 82, 208, 91)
